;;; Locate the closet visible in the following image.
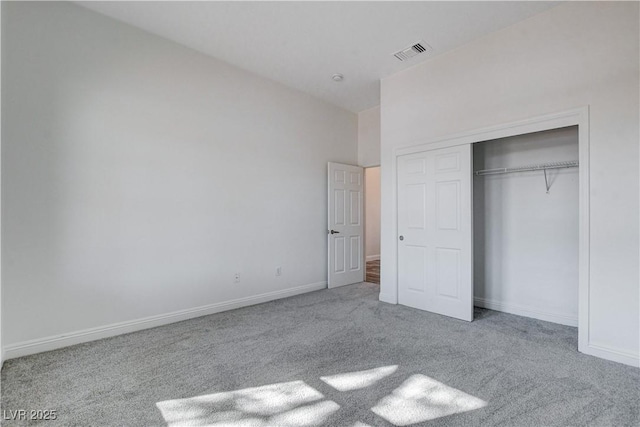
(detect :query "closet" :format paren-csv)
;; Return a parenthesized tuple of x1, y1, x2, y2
(473, 126, 579, 326)
(396, 125, 579, 327)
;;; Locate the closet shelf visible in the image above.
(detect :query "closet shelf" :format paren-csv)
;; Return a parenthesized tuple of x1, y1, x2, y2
(474, 160, 579, 177)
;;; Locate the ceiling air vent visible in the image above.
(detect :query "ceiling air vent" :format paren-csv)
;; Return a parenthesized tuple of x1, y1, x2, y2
(393, 41, 431, 62)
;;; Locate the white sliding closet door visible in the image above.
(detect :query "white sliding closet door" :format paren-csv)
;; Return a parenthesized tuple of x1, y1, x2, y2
(397, 144, 473, 321)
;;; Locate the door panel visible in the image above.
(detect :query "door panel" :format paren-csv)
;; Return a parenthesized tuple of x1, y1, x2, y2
(334, 189, 345, 225)
(436, 181, 460, 230)
(436, 248, 460, 298)
(403, 245, 428, 293)
(334, 237, 346, 273)
(349, 191, 360, 225)
(406, 184, 427, 229)
(349, 236, 361, 270)
(328, 162, 364, 288)
(397, 145, 473, 321)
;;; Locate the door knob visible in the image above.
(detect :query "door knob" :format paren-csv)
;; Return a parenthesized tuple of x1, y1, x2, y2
(399, 235, 404, 241)
(330, 230, 340, 234)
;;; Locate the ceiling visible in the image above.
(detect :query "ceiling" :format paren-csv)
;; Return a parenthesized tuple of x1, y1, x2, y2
(78, 1, 559, 113)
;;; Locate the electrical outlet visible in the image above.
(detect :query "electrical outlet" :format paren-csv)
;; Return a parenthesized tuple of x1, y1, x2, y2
(275, 267, 282, 276)
(234, 273, 240, 283)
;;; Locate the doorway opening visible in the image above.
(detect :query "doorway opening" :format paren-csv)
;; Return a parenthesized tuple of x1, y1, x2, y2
(473, 126, 579, 326)
(364, 166, 381, 284)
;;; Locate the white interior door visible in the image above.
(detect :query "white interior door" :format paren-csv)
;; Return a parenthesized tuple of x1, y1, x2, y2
(328, 162, 364, 288)
(397, 144, 473, 321)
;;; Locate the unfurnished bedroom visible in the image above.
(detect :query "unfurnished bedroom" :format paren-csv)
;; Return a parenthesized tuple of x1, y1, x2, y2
(0, 1, 638, 426)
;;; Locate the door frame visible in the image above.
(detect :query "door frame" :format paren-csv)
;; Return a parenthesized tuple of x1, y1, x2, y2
(388, 106, 590, 354)
(363, 165, 381, 267)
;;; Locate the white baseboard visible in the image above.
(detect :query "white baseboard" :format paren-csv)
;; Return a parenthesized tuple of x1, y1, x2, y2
(4, 281, 327, 361)
(474, 297, 578, 327)
(366, 255, 380, 262)
(583, 342, 640, 368)
(379, 293, 397, 304)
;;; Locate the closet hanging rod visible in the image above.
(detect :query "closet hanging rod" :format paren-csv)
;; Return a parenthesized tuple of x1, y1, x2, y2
(474, 160, 579, 176)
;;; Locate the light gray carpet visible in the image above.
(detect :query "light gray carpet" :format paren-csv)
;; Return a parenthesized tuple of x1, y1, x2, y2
(1, 282, 638, 426)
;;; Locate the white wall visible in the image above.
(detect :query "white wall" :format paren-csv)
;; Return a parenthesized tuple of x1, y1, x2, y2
(365, 167, 380, 261)
(380, 2, 639, 365)
(473, 127, 579, 326)
(2, 2, 357, 353)
(358, 106, 381, 167)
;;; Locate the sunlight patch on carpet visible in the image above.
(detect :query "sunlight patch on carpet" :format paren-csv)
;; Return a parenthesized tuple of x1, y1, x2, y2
(371, 374, 487, 425)
(320, 365, 398, 391)
(156, 380, 339, 426)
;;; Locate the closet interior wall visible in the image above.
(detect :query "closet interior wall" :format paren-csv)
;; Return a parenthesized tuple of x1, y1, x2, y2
(473, 126, 579, 326)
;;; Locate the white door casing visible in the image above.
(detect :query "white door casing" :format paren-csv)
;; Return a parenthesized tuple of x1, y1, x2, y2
(397, 145, 473, 321)
(328, 162, 364, 288)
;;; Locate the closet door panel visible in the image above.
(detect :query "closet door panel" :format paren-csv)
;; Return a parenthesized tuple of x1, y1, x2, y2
(397, 153, 429, 310)
(397, 144, 473, 321)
